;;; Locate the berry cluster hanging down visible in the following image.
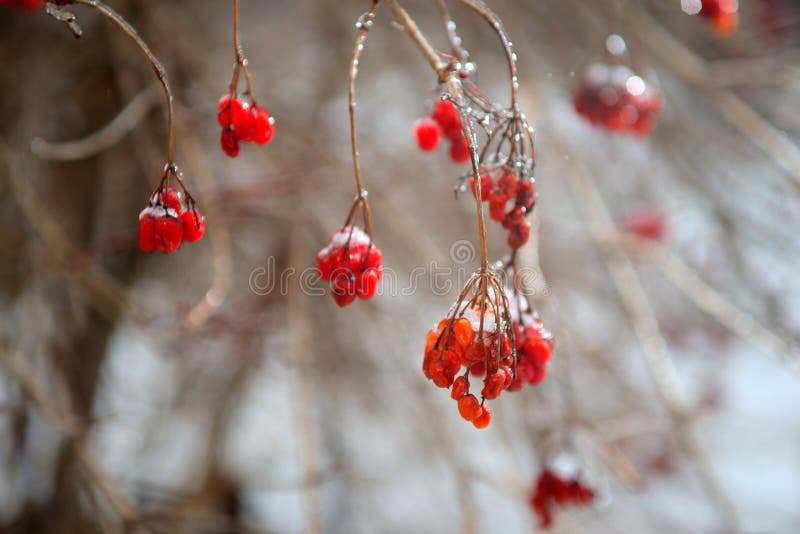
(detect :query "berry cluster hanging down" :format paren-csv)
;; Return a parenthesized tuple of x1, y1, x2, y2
(531, 467, 595, 529)
(573, 63, 663, 137)
(317, 226, 383, 307)
(413, 100, 470, 164)
(138, 168, 205, 254)
(471, 168, 535, 249)
(217, 95, 274, 157)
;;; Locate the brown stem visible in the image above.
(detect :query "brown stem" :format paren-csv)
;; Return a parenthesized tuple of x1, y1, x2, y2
(435, 0, 467, 61)
(457, 0, 520, 112)
(73, 0, 175, 165)
(347, 1, 383, 236)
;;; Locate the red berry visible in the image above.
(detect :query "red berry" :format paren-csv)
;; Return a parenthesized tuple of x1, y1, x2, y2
(469, 174, 494, 202)
(449, 137, 470, 164)
(154, 217, 183, 254)
(508, 220, 531, 249)
(221, 128, 240, 158)
(618, 208, 667, 242)
(356, 268, 380, 300)
(457, 394, 481, 421)
(472, 405, 491, 429)
(481, 369, 507, 400)
(251, 105, 275, 145)
(218, 95, 243, 128)
(414, 118, 441, 152)
(488, 193, 507, 222)
(1, 0, 43, 10)
(138, 211, 157, 253)
(181, 210, 206, 243)
(161, 187, 183, 214)
(515, 180, 535, 209)
(451, 375, 468, 400)
(433, 100, 462, 141)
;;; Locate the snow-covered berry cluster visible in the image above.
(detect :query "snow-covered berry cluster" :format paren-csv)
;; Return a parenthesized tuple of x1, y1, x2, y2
(138, 185, 205, 254)
(573, 63, 664, 137)
(317, 226, 383, 307)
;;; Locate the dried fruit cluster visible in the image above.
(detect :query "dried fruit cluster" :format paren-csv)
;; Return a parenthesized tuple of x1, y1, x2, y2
(531, 468, 595, 529)
(573, 63, 663, 137)
(317, 226, 383, 307)
(413, 100, 470, 164)
(138, 171, 205, 254)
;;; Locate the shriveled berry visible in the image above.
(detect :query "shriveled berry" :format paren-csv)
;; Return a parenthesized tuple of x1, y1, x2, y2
(508, 220, 531, 249)
(221, 128, 239, 158)
(457, 394, 481, 421)
(451, 375, 468, 400)
(481, 369, 507, 400)
(472, 405, 491, 429)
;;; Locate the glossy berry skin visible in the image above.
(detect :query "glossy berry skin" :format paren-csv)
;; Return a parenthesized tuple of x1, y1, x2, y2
(181, 210, 206, 243)
(573, 64, 663, 137)
(217, 95, 274, 156)
(414, 118, 441, 152)
(317, 226, 382, 307)
(699, 0, 738, 36)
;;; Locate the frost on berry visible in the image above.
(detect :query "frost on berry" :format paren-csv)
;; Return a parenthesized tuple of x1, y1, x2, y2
(422, 269, 520, 429)
(317, 226, 383, 307)
(573, 59, 663, 137)
(530, 457, 596, 529)
(138, 167, 205, 254)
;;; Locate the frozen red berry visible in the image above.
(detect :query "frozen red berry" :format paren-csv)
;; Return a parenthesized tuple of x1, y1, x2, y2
(317, 226, 383, 306)
(449, 136, 470, 164)
(221, 128, 239, 158)
(433, 100, 462, 141)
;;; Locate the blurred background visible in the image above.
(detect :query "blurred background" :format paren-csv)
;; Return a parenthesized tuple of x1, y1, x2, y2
(1, 0, 800, 532)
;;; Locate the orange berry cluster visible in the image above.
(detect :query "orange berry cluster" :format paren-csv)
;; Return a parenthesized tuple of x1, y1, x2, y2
(422, 306, 516, 429)
(469, 168, 536, 249)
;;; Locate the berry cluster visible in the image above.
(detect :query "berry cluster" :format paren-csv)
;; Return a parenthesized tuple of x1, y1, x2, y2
(422, 271, 523, 429)
(696, 0, 739, 36)
(217, 95, 274, 158)
(413, 100, 470, 164)
(138, 185, 205, 254)
(0, 0, 42, 10)
(531, 468, 595, 529)
(317, 226, 383, 307)
(469, 168, 535, 249)
(573, 63, 664, 137)
(508, 312, 553, 391)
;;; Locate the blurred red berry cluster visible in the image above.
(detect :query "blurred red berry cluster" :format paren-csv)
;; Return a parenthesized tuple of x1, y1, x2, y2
(138, 186, 205, 254)
(414, 100, 470, 164)
(699, 0, 739, 36)
(573, 63, 663, 137)
(217, 95, 274, 158)
(531, 468, 595, 529)
(316, 226, 383, 307)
